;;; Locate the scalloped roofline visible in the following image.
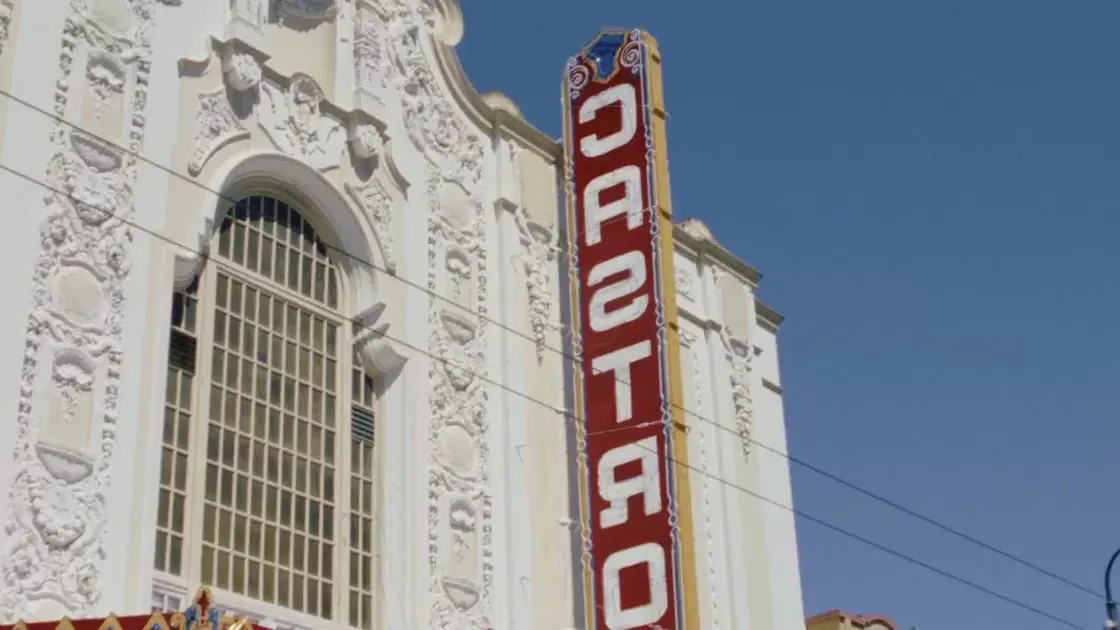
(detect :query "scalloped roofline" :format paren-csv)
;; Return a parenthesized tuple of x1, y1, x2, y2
(426, 0, 562, 163)
(429, 3, 781, 323)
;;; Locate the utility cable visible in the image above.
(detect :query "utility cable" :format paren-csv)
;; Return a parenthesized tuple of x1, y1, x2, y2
(0, 80, 1098, 602)
(0, 158, 1086, 629)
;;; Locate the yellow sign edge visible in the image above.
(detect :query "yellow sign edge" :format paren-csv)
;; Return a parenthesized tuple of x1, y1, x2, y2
(642, 29, 702, 630)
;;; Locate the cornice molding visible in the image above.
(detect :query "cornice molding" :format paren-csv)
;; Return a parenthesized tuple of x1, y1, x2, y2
(673, 218, 763, 286)
(756, 299, 784, 330)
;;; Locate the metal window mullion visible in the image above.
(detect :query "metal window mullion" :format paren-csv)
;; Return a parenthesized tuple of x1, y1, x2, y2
(334, 337, 355, 624)
(183, 261, 222, 587)
(367, 374, 382, 630)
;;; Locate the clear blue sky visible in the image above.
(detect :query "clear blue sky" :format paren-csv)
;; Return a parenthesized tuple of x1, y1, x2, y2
(456, 1, 1120, 628)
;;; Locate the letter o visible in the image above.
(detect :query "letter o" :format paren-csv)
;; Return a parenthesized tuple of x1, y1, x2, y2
(601, 542, 670, 629)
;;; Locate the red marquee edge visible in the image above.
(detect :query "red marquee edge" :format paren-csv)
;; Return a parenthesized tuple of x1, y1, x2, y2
(0, 589, 494, 630)
(0, 588, 253, 630)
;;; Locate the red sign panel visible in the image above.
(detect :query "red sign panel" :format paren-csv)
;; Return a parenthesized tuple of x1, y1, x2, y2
(564, 30, 681, 630)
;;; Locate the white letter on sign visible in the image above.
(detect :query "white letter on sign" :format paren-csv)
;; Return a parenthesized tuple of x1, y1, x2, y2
(602, 542, 670, 629)
(578, 83, 637, 158)
(588, 250, 648, 332)
(583, 165, 643, 246)
(597, 435, 661, 528)
(590, 341, 651, 423)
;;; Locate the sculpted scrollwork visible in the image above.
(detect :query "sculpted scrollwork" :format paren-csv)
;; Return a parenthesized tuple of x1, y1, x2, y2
(188, 87, 249, 175)
(353, 301, 408, 375)
(506, 141, 559, 363)
(348, 121, 382, 161)
(257, 74, 347, 171)
(0, 0, 14, 57)
(85, 50, 128, 118)
(1, 0, 176, 618)
(344, 176, 396, 273)
(353, 0, 494, 623)
(352, 0, 483, 188)
(675, 268, 694, 301)
(427, 171, 490, 630)
(514, 207, 558, 363)
(721, 330, 754, 460)
(222, 50, 262, 92)
(353, 2, 391, 97)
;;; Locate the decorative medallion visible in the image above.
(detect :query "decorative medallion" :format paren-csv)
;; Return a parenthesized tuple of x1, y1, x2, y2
(257, 74, 346, 171)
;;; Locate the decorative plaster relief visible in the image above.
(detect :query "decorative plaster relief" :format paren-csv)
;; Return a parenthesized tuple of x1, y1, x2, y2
(351, 1, 492, 626)
(231, 0, 265, 27)
(353, 2, 391, 99)
(514, 207, 557, 363)
(679, 330, 720, 628)
(414, 0, 439, 29)
(352, 0, 483, 188)
(85, 49, 127, 118)
(0, 0, 14, 58)
(344, 177, 395, 273)
(721, 331, 754, 460)
(187, 87, 249, 175)
(353, 301, 408, 375)
(675, 267, 694, 301)
(427, 171, 491, 630)
(258, 74, 346, 171)
(221, 50, 262, 92)
(505, 141, 559, 364)
(78, 2, 138, 122)
(347, 120, 382, 160)
(0, 0, 175, 618)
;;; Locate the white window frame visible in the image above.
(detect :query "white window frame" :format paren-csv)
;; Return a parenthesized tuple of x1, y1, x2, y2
(152, 188, 380, 630)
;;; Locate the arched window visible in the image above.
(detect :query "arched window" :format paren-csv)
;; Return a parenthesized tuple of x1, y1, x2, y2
(153, 194, 378, 628)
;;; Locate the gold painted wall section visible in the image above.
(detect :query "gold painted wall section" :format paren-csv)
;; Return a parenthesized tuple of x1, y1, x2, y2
(641, 30, 701, 630)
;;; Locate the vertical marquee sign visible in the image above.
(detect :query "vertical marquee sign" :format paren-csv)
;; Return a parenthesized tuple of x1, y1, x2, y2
(563, 29, 698, 629)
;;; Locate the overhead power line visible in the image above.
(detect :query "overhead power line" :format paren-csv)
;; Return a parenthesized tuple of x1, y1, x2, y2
(0, 83, 1094, 624)
(3, 83, 1092, 605)
(0, 156, 1085, 628)
(0, 84, 1096, 604)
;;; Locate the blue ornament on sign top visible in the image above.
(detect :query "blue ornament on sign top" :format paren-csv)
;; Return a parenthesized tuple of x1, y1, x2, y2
(586, 31, 626, 80)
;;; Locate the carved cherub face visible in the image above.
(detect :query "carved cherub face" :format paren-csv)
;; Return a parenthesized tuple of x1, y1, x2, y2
(287, 78, 323, 134)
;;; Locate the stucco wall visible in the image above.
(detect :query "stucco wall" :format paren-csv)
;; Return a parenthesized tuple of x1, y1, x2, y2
(671, 220, 806, 630)
(0, 1, 804, 628)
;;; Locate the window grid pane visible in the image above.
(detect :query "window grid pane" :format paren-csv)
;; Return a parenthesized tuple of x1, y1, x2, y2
(202, 271, 341, 620)
(217, 197, 339, 309)
(348, 358, 376, 629)
(151, 591, 183, 614)
(156, 287, 198, 576)
(154, 197, 359, 623)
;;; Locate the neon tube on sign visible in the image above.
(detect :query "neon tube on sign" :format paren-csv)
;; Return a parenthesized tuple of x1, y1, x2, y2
(564, 30, 683, 630)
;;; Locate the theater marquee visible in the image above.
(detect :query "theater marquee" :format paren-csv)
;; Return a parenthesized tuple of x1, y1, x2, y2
(563, 29, 698, 630)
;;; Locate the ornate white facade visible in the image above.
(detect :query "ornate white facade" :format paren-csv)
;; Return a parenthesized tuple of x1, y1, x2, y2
(0, 1, 804, 629)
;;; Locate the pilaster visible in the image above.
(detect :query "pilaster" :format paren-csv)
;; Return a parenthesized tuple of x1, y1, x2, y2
(0, 0, 67, 564)
(110, 2, 192, 614)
